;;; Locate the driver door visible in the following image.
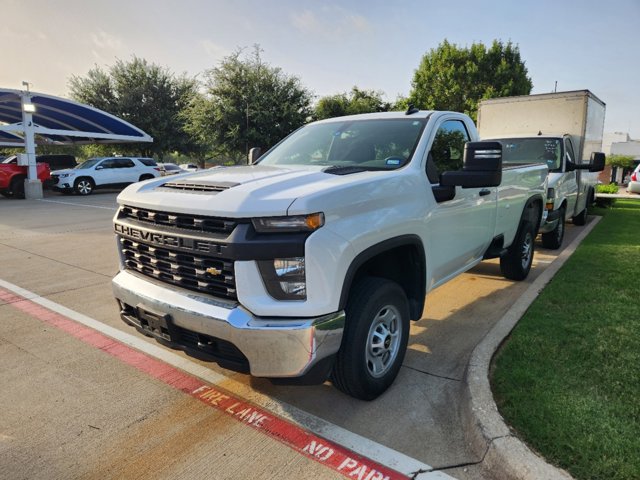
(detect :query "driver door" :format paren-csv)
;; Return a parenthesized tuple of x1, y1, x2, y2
(425, 118, 497, 288)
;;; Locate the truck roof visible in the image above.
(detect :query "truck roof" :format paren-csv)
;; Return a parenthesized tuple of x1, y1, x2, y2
(479, 89, 605, 108)
(312, 110, 460, 124)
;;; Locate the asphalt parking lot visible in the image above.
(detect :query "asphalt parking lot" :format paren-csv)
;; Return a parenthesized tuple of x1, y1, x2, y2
(0, 190, 591, 480)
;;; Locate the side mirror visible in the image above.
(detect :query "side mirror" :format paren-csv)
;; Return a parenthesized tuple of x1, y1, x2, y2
(567, 152, 605, 172)
(588, 152, 605, 172)
(440, 141, 502, 188)
(95, 165, 103, 170)
(248, 147, 262, 165)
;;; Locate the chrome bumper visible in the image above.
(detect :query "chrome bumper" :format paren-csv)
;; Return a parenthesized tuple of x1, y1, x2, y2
(112, 270, 344, 378)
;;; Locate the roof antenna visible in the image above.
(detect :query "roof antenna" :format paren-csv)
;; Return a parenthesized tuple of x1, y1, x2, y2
(537, 130, 542, 136)
(405, 104, 419, 115)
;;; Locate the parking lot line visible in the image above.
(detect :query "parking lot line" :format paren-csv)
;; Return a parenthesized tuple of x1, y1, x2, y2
(0, 278, 454, 480)
(38, 198, 118, 210)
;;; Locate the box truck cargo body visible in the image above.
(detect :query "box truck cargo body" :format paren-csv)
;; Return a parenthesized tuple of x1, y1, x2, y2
(478, 90, 605, 249)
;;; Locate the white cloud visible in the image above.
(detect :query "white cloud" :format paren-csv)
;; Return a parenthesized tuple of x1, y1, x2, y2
(290, 7, 372, 38)
(91, 30, 123, 50)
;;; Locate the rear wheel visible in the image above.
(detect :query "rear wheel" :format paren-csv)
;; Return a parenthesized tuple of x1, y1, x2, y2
(500, 221, 535, 280)
(139, 174, 154, 181)
(541, 207, 565, 250)
(74, 177, 94, 195)
(10, 176, 26, 199)
(331, 277, 410, 400)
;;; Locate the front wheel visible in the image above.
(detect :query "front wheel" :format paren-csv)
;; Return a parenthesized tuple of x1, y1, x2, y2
(573, 205, 588, 226)
(10, 176, 26, 199)
(500, 221, 535, 281)
(74, 177, 94, 195)
(541, 207, 565, 249)
(331, 277, 410, 400)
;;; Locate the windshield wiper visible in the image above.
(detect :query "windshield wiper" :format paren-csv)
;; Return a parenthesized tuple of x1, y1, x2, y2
(323, 165, 384, 176)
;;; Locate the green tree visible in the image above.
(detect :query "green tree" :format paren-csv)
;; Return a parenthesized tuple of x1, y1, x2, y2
(69, 57, 200, 159)
(606, 154, 635, 169)
(314, 87, 392, 120)
(409, 40, 533, 121)
(185, 46, 313, 163)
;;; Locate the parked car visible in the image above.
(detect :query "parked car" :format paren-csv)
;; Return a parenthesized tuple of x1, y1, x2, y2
(158, 162, 183, 176)
(51, 157, 161, 195)
(180, 163, 199, 172)
(1, 154, 77, 170)
(628, 164, 640, 194)
(0, 158, 51, 198)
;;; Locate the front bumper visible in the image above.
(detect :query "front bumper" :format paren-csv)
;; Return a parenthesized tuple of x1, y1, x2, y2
(112, 270, 345, 378)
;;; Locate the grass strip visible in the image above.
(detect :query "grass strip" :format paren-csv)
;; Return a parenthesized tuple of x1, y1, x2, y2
(492, 200, 640, 480)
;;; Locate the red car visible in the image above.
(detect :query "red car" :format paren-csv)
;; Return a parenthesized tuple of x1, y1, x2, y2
(0, 156, 51, 198)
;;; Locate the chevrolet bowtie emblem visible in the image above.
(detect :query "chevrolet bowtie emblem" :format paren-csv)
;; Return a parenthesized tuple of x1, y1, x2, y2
(206, 267, 222, 276)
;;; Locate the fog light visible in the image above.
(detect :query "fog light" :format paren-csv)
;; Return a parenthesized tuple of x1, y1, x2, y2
(258, 257, 307, 300)
(274, 258, 306, 297)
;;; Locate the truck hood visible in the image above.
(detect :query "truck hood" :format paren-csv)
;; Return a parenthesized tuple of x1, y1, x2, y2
(117, 165, 363, 217)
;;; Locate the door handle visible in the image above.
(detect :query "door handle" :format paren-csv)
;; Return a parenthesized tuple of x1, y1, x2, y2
(479, 189, 491, 196)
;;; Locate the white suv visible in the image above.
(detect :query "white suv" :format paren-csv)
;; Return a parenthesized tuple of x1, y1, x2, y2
(52, 157, 161, 195)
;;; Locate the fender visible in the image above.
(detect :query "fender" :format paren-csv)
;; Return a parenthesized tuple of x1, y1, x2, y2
(338, 235, 426, 320)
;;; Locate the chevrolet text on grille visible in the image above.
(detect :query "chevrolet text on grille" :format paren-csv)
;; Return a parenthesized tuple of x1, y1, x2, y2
(115, 223, 219, 254)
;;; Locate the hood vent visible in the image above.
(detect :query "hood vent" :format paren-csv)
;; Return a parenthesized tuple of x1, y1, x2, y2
(160, 180, 239, 193)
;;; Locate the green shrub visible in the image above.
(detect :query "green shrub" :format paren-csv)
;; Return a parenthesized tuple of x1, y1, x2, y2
(596, 183, 619, 194)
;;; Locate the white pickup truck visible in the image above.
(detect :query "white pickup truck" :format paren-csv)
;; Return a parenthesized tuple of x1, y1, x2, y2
(112, 110, 548, 400)
(478, 90, 606, 249)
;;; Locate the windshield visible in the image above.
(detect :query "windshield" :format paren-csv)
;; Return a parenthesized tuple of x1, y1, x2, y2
(75, 158, 102, 169)
(258, 118, 427, 170)
(497, 138, 562, 171)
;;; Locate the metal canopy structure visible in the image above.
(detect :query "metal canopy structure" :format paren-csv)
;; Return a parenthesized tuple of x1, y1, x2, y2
(0, 88, 153, 147)
(0, 87, 153, 198)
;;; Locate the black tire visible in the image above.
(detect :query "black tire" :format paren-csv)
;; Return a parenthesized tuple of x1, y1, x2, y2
(139, 174, 154, 181)
(10, 176, 26, 199)
(1, 190, 14, 198)
(573, 204, 588, 226)
(331, 277, 410, 400)
(500, 221, 536, 281)
(541, 207, 565, 250)
(74, 177, 94, 195)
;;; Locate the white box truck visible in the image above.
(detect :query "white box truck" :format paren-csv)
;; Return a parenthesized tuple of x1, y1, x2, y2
(478, 90, 605, 249)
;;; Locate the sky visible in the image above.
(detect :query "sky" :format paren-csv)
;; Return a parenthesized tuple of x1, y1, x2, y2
(3, 0, 640, 137)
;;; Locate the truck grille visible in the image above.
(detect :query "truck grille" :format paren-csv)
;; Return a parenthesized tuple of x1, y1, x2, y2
(118, 205, 239, 235)
(119, 237, 237, 301)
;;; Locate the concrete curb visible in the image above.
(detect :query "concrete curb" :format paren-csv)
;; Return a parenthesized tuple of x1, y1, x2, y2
(462, 216, 602, 480)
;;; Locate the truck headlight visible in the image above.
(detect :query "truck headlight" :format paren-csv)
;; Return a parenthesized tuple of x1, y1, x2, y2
(257, 257, 306, 300)
(252, 213, 324, 233)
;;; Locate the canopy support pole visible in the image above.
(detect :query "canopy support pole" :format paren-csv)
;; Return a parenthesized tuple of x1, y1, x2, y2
(21, 92, 43, 199)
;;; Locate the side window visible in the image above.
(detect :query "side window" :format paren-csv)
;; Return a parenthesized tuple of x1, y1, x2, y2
(564, 138, 576, 165)
(100, 159, 115, 169)
(427, 120, 470, 183)
(139, 158, 157, 166)
(116, 159, 135, 168)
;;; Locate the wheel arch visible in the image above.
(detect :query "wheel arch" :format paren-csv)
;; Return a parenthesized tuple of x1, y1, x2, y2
(339, 235, 426, 321)
(524, 194, 544, 231)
